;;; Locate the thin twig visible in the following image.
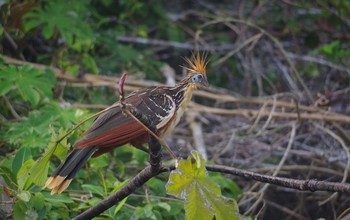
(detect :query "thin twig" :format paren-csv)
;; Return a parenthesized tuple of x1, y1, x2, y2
(286, 52, 350, 75)
(199, 17, 314, 102)
(116, 36, 236, 52)
(2, 95, 20, 120)
(212, 33, 263, 66)
(245, 121, 297, 215)
(191, 103, 350, 124)
(314, 123, 350, 205)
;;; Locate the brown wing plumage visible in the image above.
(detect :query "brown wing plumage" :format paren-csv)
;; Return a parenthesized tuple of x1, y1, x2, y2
(75, 86, 180, 155)
(75, 105, 147, 149)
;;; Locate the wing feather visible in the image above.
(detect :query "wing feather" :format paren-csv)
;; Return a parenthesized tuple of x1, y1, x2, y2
(75, 86, 179, 153)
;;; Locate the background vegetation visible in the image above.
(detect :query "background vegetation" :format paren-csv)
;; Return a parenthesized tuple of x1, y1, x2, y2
(0, 0, 350, 219)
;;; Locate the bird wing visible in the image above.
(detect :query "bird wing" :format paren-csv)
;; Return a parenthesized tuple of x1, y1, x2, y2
(75, 87, 178, 150)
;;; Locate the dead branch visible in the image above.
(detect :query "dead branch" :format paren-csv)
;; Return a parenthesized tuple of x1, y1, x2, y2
(4, 56, 350, 125)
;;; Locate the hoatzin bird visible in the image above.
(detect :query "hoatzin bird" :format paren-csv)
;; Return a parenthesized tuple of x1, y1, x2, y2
(44, 53, 209, 194)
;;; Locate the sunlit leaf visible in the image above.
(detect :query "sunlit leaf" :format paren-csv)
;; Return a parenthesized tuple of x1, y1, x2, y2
(16, 190, 31, 202)
(166, 151, 239, 220)
(30, 127, 70, 186)
(17, 159, 34, 191)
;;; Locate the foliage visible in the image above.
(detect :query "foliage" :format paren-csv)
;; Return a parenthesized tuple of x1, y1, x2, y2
(0, 63, 55, 106)
(167, 151, 239, 220)
(1, 0, 349, 219)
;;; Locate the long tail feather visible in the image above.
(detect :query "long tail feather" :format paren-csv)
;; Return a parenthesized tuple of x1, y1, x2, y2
(44, 146, 96, 194)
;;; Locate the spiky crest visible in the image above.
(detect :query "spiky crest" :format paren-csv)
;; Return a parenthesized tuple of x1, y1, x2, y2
(182, 52, 209, 77)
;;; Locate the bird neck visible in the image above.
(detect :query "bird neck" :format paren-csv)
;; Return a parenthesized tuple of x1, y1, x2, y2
(174, 75, 197, 113)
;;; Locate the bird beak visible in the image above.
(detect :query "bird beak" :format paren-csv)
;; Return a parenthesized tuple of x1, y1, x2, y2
(201, 78, 209, 87)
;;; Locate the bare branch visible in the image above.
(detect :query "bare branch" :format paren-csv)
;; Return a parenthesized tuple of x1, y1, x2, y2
(205, 164, 350, 193)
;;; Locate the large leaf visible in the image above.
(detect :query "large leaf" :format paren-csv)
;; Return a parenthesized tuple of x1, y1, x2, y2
(42, 192, 74, 203)
(81, 184, 105, 197)
(166, 151, 239, 220)
(23, 0, 94, 49)
(30, 127, 70, 186)
(0, 166, 17, 189)
(17, 159, 34, 191)
(6, 102, 88, 148)
(16, 190, 31, 202)
(12, 147, 32, 174)
(0, 64, 55, 106)
(6, 110, 53, 148)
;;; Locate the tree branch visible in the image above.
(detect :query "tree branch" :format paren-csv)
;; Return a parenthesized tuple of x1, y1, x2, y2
(74, 162, 350, 219)
(205, 164, 350, 193)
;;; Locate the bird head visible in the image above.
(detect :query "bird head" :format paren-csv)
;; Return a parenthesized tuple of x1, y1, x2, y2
(182, 52, 209, 88)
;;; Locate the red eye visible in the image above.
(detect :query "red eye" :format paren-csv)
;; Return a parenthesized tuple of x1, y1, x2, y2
(198, 74, 202, 79)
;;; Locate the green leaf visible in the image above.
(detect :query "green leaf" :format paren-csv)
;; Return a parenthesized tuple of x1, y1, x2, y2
(42, 192, 74, 203)
(113, 197, 128, 217)
(90, 154, 109, 169)
(210, 172, 241, 199)
(6, 110, 52, 148)
(146, 178, 166, 196)
(19, 82, 40, 106)
(0, 80, 13, 96)
(14, 202, 26, 220)
(156, 202, 171, 212)
(82, 184, 105, 197)
(0, 64, 55, 106)
(25, 208, 39, 220)
(0, 166, 17, 189)
(23, 0, 94, 48)
(111, 179, 129, 193)
(132, 147, 148, 164)
(16, 190, 31, 202)
(30, 127, 70, 186)
(12, 147, 32, 174)
(136, 204, 157, 219)
(17, 159, 34, 191)
(166, 151, 239, 220)
(29, 192, 45, 210)
(83, 53, 99, 74)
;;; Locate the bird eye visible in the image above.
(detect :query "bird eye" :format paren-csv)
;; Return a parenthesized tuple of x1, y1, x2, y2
(191, 74, 203, 83)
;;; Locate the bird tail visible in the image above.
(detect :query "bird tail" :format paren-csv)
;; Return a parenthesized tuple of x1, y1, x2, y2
(43, 146, 96, 194)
